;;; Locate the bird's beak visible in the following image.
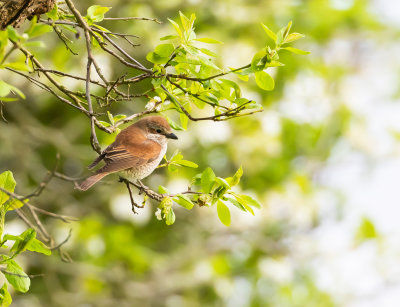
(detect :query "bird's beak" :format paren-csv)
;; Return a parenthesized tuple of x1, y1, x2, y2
(166, 132, 178, 140)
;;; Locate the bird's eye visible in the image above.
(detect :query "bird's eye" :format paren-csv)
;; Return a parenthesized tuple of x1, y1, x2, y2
(156, 129, 162, 133)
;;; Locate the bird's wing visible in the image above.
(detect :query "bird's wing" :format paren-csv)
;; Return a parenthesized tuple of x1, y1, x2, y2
(95, 140, 161, 174)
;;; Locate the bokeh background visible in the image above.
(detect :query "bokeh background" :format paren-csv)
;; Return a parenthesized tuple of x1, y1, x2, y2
(1, 0, 400, 306)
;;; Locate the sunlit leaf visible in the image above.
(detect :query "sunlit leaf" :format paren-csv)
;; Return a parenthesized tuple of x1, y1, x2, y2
(160, 35, 179, 41)
(26, 24, 53, 38)
(194, 38, 223, 44)
(201, 168, 216, 194)
(46, 3, 58, 20)
(154, 44, 175, 58)
(174, 160, 198, 168)
(0, 81, 25, 99)
(173, 195, 194, 210)
(281, 47, 310, 55)
(87, 5, 111, 23)
(254, 71, 275, 91)
(27, 238, 51, 255)
(0, 282, 12, 306)
(9, 228, 36, 256)
(158, 185, 169, 194)
(165, 208, 176, 225)
(3, 259, 30, 293)
(355, 217, 379, 244)
(251, 49, 268, 72)
(217, 200, 231, 226)
(236, 194, 262, 209)
(168, 18, 182, 39)
(261, 23, 277, 42)
(0, 171, 16, 206)
(284, 32, 305, 44)
(226, 166, 243, 186)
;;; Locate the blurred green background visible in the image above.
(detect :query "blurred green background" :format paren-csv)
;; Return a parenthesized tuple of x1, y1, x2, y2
(1, 0, 399, 306)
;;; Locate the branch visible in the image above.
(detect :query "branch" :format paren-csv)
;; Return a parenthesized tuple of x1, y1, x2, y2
(166, 64, 251, 82)
(103, 17, 161, 24)
(161, 84, 262, 122)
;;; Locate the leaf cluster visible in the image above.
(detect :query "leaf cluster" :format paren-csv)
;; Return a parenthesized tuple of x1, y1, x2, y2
(0, 171, 51, 306)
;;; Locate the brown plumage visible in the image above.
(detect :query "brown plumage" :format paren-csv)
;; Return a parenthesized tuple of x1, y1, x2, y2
(77, 116, 178, 191)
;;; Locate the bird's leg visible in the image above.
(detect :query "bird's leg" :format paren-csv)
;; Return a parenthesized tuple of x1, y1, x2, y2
(137, 180, 149, 196)
(119, 177, 146, 212)
(119, 176, 140, 214)
(124, 180, 139, 214)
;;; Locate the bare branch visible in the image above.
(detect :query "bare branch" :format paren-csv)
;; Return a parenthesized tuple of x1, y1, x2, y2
(103, 17, 161, 24)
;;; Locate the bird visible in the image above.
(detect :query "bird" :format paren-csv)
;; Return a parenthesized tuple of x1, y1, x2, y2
(77, 116, 178, 191)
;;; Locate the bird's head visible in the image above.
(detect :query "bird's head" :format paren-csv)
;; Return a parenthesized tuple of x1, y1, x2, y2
(136, 116, 178, 143)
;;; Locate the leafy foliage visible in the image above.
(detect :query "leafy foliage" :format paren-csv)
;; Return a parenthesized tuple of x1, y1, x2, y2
(0, 171, 51, 305)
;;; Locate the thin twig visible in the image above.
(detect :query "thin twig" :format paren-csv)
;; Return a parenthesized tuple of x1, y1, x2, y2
(103, 17, 161, 24)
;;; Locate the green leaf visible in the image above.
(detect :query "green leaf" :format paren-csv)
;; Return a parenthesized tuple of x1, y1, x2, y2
(154, 44, 175, 58)
(0, 98, 18, 102)
(158, 185, 169, 194)
(284, 32, 305, 44)
(251, 49, 268, 72)
(232, 194, 258, 215)
(27, 238, 51, 255)
(9, 228, 36, 256)
(201, 167, 216, 194)
(107, 111, 114, 125)
(98, 120, 111, 127)
(168, 18, 182, 39)
(6, 27, 21, 42)
(46, 3, 58, 20)
(3, 259, 30, 293)
(113, 114, 127, 122)
(165, 208, 175, 225)
(275, 26, 286, 47)
(179, 11, 190, 32)
(173, 195, 194, 210)
(260, 23, 277, 42)
(194, 38, 223, 44)
(0, 171, 16, 206)
(254, 71, 275, 91)
(225, 197, 246, 212)
(166, 116, 184, 131)
(0, 283, 12, 306)
(191, 174, 202, 186)
(220, 79, 241, 99)
(355, 217, 379, 244)
(2, 62, 30, 72)
(217, 200, 231, 226)
(5, 198, 27, 211)
(60, 24, 77, 34)
(146, 52, 169, 64)
(174, 160, 198, 168)
(215, 177, 230, 189)
(200, 48, 217, 57)
(235, 194, 262, 209)
(0, 81, 25, 99)
(160, 35, 179, 41)
(168, 164, 178, 172)
(281, 47, 310, 55)
(226, 166, 243, 187)
(265, 61, 285, 67)
(26, 24, 52, 38)
(179, 112, 188, 130)
(87, 5, 111, 23)
(283, 21, 292, 41)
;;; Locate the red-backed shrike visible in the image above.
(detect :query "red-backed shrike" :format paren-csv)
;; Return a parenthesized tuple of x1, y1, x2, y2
(77, 116, 178, 191)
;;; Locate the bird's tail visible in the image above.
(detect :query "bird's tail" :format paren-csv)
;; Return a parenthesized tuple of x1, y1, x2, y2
(76, 172, 108, 191)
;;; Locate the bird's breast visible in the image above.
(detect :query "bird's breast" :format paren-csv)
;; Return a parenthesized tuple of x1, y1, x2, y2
(122, 144, 167, 181)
